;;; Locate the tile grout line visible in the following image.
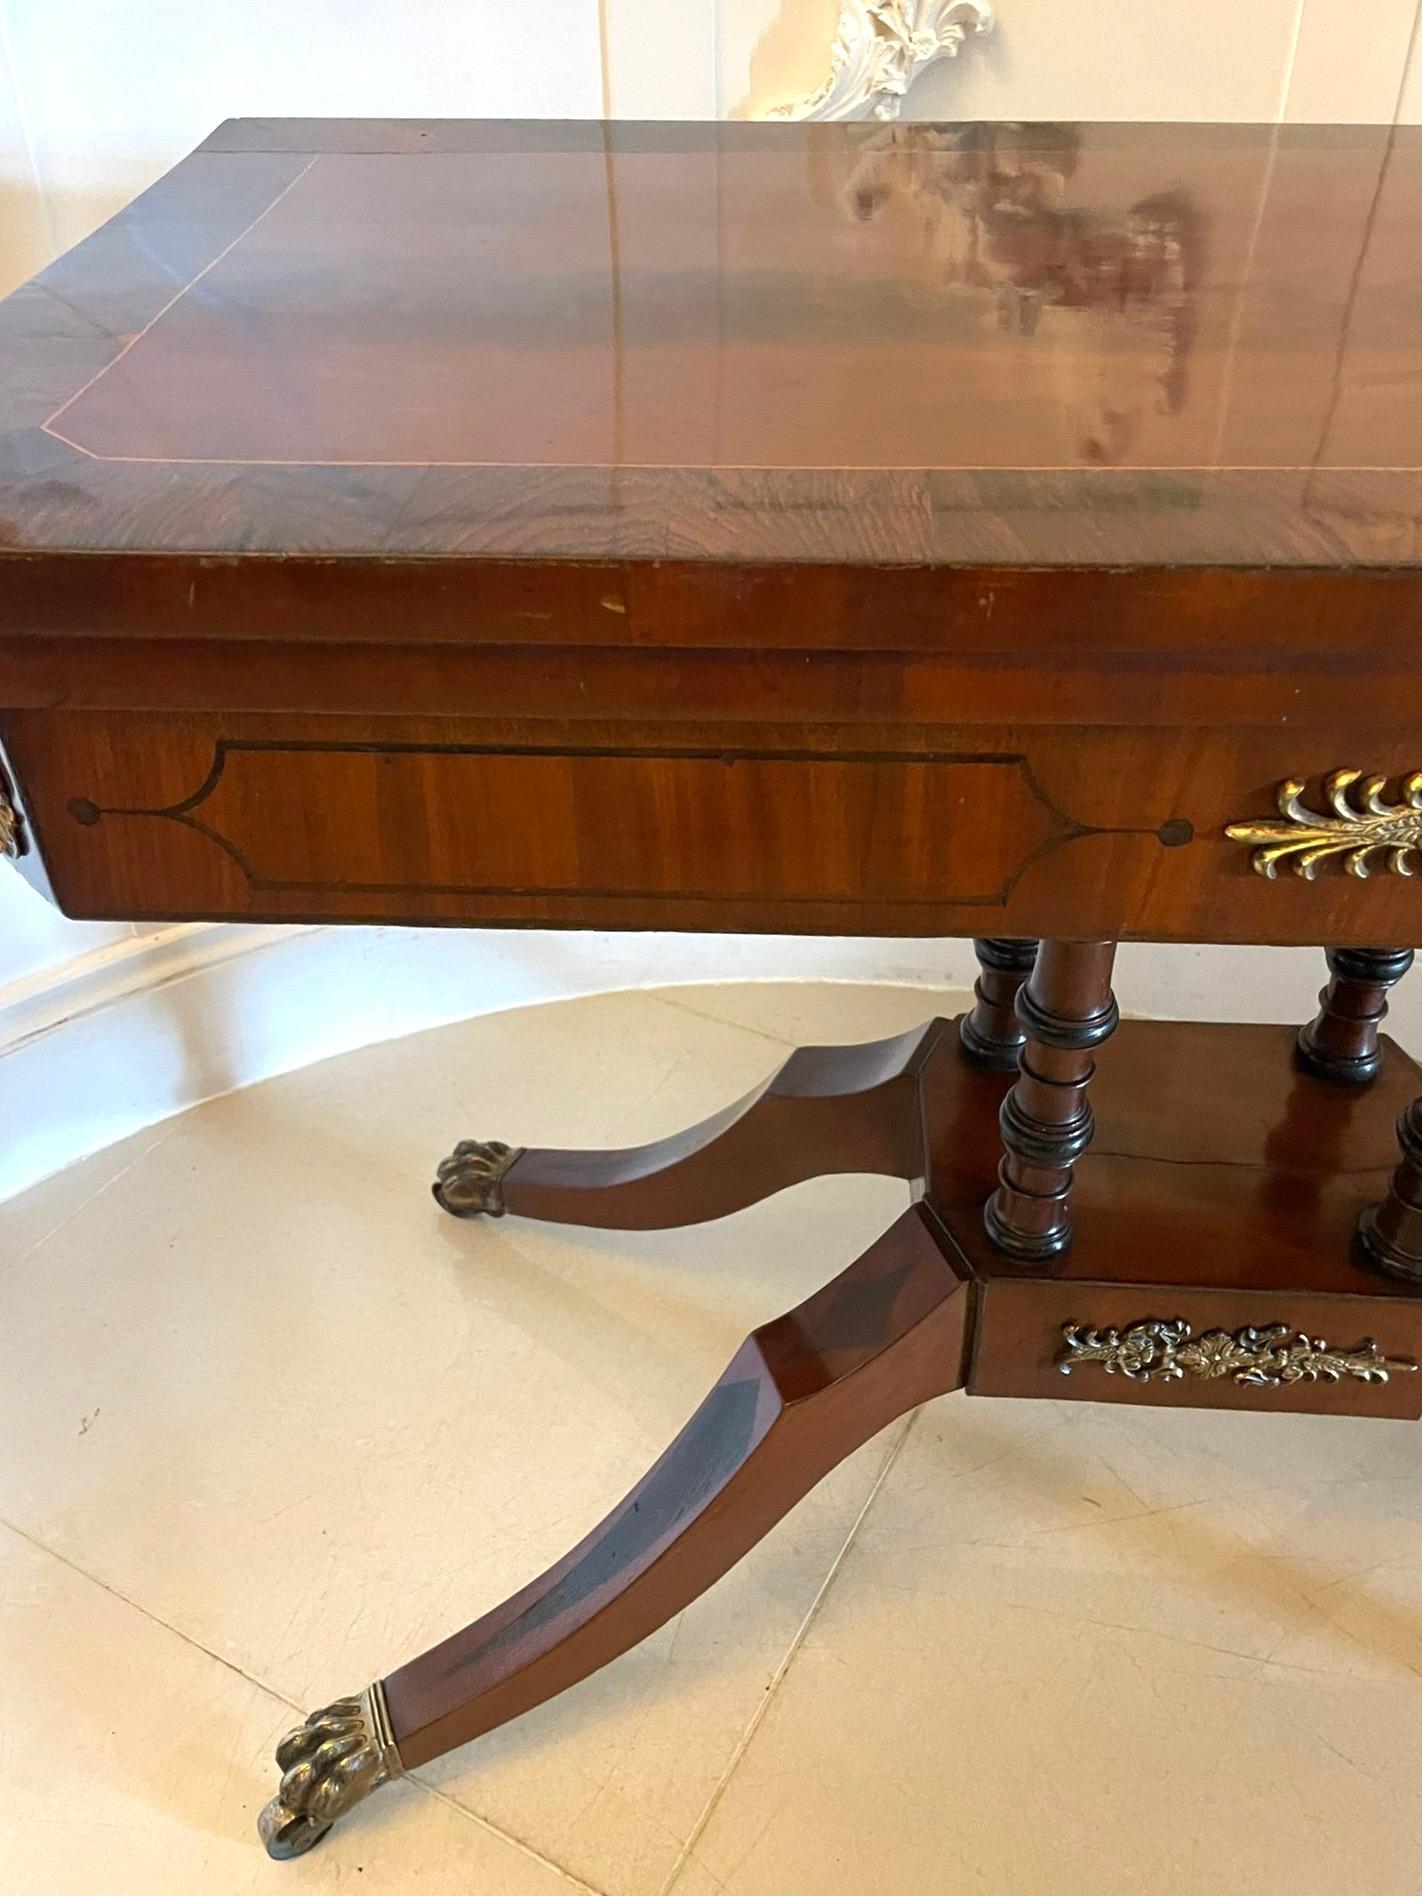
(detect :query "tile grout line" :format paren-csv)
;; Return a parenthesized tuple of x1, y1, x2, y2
(6, 1122, 181, 1268)
(0, 1513, 609, 1893)
(655, 1406, 924, 1896)
(406, 1775, 613, 1896)
(0, 1511, 305, 1707)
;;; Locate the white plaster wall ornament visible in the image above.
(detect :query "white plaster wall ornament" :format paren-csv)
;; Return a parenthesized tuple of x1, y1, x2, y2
(763, 0, 994, 123)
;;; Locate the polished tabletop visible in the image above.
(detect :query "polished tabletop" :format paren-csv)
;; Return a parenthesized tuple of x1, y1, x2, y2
(2, 116, 1422, 572)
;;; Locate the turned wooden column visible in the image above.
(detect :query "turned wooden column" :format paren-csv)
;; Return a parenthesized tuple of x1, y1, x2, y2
(1357, 1098, 1422, 1284)
(958, 938, 1040, 1071)
(983, 939, 1119, 1261)
(1297, 947, 1414, 1083)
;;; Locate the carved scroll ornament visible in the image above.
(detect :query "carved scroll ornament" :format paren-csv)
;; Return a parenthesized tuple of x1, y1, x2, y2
(762, 0, 994, 123)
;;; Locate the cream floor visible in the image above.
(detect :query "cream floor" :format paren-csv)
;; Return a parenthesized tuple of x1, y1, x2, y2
(2, 980, 1421, 1896)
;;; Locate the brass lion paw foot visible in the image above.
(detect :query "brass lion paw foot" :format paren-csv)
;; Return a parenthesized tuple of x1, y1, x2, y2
(258, 1685, 404, 1860)
(432, 1139, 523, 1218)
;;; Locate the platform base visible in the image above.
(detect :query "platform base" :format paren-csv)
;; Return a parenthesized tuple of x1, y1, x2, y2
(923, 1018, 1422, 1419)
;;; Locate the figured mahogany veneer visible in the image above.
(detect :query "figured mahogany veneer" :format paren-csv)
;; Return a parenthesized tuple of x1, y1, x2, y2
(8, 120, 1422, 810)
(10, 119, 1422, 943)
(930, 1019, 1422, 1417)
(387, 1202, 971, 1768)
(473, 1016, 1422, 1424)
(11, 707, 1422, 946)
(6, 119, 1422, 574)
(7, 117, 1422, 1862)
(490, 1021, 939, 1229)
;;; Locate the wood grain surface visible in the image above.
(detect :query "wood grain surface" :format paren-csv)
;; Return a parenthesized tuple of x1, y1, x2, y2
(10, 706, 1422, 946)
(4, 117, 1422, 584)
(4, 119, 1422, 949)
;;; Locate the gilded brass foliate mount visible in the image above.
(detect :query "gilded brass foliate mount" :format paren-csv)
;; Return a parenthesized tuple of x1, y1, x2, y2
(1057, 1318, 1418, 1390)
(259, 1682, 404, 1859)
(1226, 770, 1422, 879)
(0, 785, 21, 860)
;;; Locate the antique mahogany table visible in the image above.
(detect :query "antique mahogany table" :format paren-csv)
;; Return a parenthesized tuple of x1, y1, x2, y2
(4, 116, 1422, 1858)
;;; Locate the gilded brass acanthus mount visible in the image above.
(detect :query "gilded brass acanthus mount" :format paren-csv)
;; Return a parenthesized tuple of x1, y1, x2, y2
(0, 786, 20, 860)
(1226, 770, 1422, 879)
(1057, 1318, 1418, 1390)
